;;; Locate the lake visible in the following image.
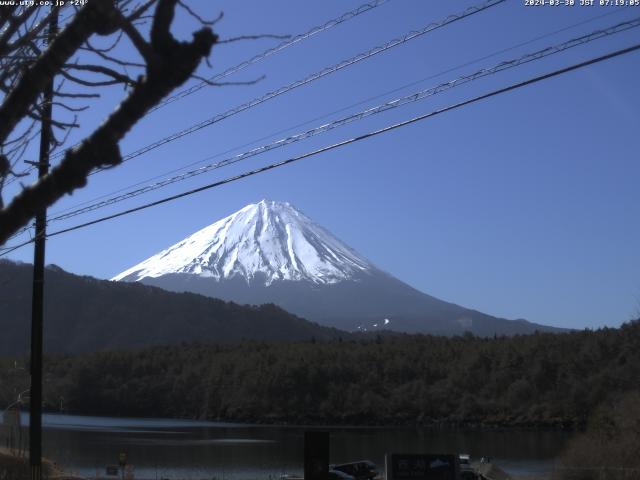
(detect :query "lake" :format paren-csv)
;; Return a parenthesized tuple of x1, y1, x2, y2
(6, 413, 573, 479)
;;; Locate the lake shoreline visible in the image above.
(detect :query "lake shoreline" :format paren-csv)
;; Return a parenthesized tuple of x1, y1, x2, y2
(12, 412, 574, 480)
(31, 410, 580, 432)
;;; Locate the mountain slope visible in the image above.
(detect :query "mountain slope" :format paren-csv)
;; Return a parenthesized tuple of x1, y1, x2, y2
(0, 260, 346, 355)
(114, 199, 372, 285)
(114, 200, 563, 336)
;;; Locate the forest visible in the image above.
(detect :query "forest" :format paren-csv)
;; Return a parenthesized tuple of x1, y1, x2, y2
(2, 319, 638, 429)
(0, 260, 344, 355)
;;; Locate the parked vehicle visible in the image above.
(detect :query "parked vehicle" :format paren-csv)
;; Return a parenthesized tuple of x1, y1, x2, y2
(459, 453, 479, 480)
(280, 469, 356, 480)
(330, 460, 378, 480)
(329, 469, 356, 480)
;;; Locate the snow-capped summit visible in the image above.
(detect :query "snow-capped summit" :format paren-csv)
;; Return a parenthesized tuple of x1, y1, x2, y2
(112, 199, 373, 286)
(113, 199, 563, 337)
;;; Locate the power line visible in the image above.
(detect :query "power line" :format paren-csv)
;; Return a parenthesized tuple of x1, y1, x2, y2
(151, 0, 391, 112)
(43, 6, 633, 224)
(33, 17, 640, 225)
(87, 0, 505, 175)
(0, 239, 33, 256)
(353, 5, 631, 110)
(3, 40, 637, 256)
(2, 6, 126, 185)
(4, 0, 502, 194)
(43, 0, 390, 166)
(6, 5, 625, 193)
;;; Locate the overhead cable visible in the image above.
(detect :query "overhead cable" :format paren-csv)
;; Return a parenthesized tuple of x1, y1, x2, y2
(152, 0, 391, 111)
(89, 0, 506, 173)
(39, 17, 640, 224)
(7, 3, 625, 189)
(43, 0, 391, 167)
(44, 6, 633, 221)
(2, 40, 636, 257)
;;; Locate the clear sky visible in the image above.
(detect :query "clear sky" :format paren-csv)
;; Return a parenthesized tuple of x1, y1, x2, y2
(4, 0, 640, 330)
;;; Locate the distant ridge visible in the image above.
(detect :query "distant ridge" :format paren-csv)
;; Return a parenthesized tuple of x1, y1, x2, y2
(0, 259, 345, 355)
(114, 200, 564, 336)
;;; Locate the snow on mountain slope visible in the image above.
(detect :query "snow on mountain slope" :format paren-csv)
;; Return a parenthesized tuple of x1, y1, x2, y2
(112, 200, 374, 286)
(111, 200, 564, 336)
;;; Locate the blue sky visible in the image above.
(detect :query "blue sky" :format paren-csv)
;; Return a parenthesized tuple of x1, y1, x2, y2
(4, 0, 640, 329)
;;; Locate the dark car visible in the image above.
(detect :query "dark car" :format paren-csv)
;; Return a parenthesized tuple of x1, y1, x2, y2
(330, 461, 378, 480)
(329, 470, 356, 480)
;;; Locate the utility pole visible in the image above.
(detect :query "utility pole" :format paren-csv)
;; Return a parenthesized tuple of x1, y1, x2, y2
(29, 6, 58, 480)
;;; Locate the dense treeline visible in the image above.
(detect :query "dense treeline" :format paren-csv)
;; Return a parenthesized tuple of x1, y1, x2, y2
(0, 260, 345, 355)
(554, 391, 640, 479)
(2, 320, 639, 428)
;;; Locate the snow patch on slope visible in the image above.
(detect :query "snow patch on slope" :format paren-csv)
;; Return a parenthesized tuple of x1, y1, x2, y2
(112, 200, 373, 286)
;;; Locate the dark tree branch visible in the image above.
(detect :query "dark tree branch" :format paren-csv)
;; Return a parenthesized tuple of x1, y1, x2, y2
(51, 116, 78, 149)
(88, 47, 146, 68)
(0, 6, 18, 27)
(82, 31, 124, 54)
(177, 0, 219, 26)
(60, 69, 128, 87)
(50, 101, 89, 113)
(63, 63, 138, 86)
(116, 11, 156, 63)
(1, 118, 37, 146)
(0, 0, 119, 146)
(217, 33, 291, 44)
(4, 7, 53, 55)
(0, 0, 218, 245)
(0, 6, 38, 56)
(54, 91, 101, 99)
(128, 0, 158, 22)
(150, 0, 177, 51)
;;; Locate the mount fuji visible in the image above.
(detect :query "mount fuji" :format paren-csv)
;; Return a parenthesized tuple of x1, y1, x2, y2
(113, 200, 561, 336)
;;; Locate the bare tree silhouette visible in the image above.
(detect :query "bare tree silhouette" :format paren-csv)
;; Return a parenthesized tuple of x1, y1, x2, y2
(0, 0, 219, 245)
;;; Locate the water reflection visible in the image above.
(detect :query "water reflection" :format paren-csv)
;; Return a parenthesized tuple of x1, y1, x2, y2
(10, 413, 573, 479)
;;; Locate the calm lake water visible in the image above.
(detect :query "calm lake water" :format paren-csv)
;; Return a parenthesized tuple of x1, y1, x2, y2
(8, 413, 573, 479)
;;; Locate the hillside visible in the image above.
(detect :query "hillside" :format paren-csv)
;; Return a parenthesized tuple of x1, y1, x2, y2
(114, 200, 563, 336)
(0, 260, 346, 354)
(2, 320, 637, 426)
